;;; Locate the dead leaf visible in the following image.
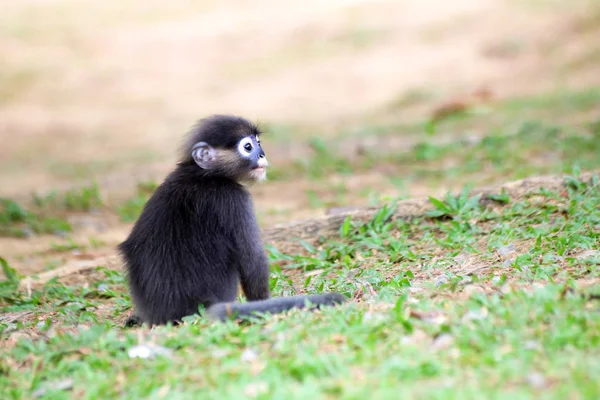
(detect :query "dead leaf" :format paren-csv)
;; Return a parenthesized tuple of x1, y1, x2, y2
(330, 334, 346, 344)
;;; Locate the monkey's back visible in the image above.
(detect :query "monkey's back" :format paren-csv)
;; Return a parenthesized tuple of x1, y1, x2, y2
(118, 165, 253, 325)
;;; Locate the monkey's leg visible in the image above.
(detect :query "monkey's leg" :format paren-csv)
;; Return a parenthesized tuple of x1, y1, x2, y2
(124, 314, 142, 328)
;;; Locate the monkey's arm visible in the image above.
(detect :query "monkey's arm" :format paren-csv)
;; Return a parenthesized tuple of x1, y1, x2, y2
(205, 293, 347, 322)
(236, 236, 271, 301)
(230, 198, 271, 301)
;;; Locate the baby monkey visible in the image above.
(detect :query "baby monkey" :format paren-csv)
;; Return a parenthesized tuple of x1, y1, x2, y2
(118, 114, 347, 326)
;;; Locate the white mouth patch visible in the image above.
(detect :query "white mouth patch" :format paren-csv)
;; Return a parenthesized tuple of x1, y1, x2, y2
(249, 167, 267, 181)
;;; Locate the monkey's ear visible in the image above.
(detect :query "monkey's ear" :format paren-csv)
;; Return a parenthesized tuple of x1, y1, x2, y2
(191, 142, 217, 169)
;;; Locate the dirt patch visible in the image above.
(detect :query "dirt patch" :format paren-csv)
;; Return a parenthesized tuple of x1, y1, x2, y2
(1, 0, 599, 197)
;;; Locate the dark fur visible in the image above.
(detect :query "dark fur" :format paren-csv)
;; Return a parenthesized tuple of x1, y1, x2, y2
(206, 293, 348, 322)
(118, 115, 347, 326)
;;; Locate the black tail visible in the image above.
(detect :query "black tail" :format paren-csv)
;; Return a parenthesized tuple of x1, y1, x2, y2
(206, 293, 348, 322)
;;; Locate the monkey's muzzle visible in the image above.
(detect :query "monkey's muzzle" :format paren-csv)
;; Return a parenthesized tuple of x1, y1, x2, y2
(250, 157, 268, 181)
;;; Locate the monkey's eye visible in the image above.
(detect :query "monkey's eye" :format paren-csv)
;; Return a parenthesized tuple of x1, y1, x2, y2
(238, 137, 254, 156)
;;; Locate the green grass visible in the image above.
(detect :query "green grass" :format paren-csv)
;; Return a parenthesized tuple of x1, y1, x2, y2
(31, 182, 103, 213)
(1, 87, 600, 397)
(61, 182, 104, 212)
(0, 198, 71, 238)
(261, 111, 600, 214)
(49, 240, 84, 253)
(0, 182, 105, 238)
(1, 172, 599, 399)
(266, 87, 600, 187)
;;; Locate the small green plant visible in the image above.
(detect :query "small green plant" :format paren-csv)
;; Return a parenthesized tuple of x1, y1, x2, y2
(32, 190, 58, 208)
(297, 138, 354, 179)
(486, 188, 510, 204)
(63, 182, 103, 212)
(32, 183, 104, 212)
(0, 198, 71, 237)
(426, 186, 482, 220)
(0, 257, 20, 300)
(50, 239, 83, 252)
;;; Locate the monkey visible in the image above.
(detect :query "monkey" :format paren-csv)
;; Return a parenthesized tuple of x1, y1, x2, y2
(118, 114, 347, 327)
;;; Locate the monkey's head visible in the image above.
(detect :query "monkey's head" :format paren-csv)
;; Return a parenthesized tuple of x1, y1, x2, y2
(180, 115, 268, 183)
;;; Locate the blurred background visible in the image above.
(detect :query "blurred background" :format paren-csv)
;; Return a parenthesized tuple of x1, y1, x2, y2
(1, 0, 599, 273)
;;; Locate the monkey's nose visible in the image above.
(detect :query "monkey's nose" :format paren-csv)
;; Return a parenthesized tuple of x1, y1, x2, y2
(257, 156, 268, 168)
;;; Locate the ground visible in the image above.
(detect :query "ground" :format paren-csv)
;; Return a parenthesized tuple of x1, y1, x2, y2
(2, 0, 600, 276)
(1, 0, 600, 398)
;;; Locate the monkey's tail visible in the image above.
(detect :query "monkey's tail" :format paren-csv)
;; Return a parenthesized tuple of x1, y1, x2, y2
(205, 293, 347, 322)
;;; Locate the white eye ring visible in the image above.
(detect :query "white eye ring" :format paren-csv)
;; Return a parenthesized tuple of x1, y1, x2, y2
(238, 137, 254, 157)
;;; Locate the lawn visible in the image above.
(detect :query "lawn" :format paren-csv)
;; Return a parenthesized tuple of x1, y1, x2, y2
(1, 166, 599, 399)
